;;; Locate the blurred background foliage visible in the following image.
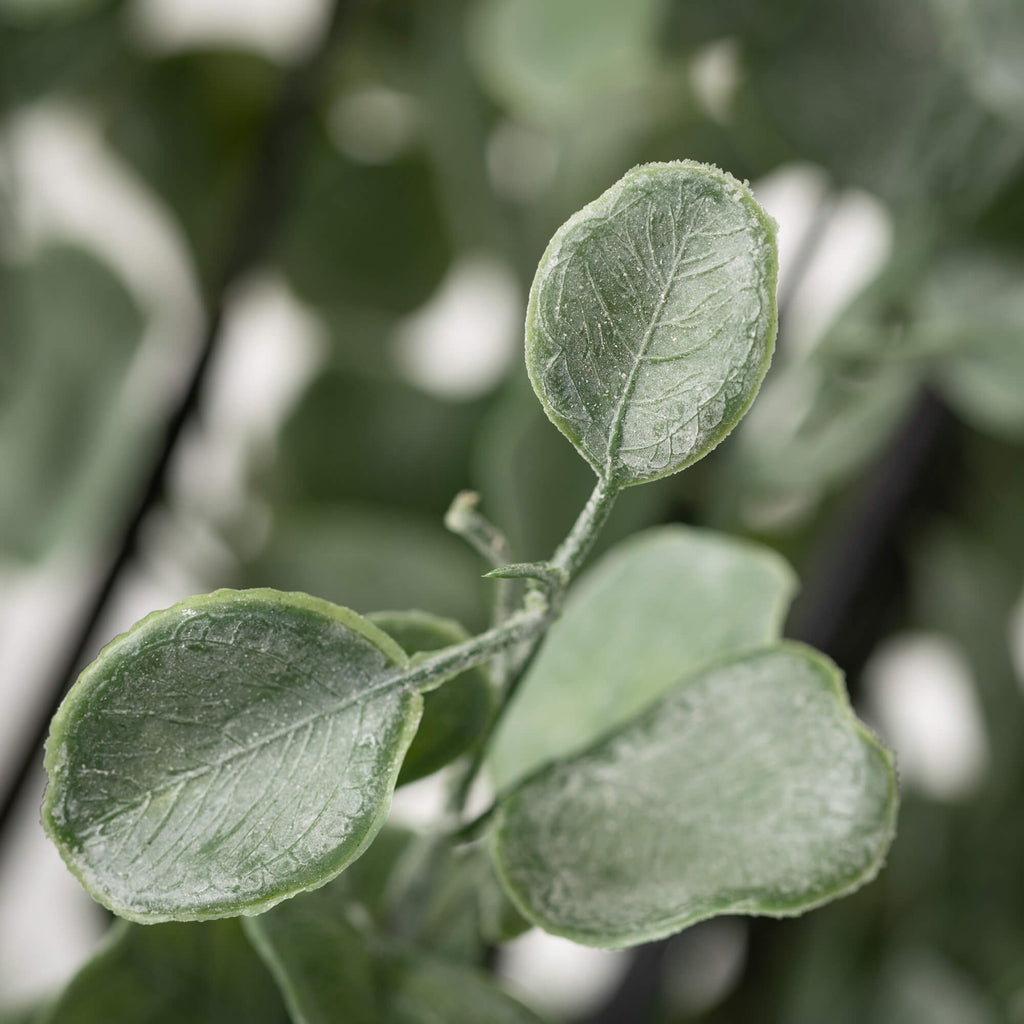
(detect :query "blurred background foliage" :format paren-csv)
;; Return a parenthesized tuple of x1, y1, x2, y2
(2, 0, 1024, 1021)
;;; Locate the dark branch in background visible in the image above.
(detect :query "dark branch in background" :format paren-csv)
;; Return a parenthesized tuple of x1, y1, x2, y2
(0, 0, 351, 841)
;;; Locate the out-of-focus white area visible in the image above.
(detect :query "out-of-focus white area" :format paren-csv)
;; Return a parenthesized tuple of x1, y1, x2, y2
(1009, 587, 1024, 697)
(660, 918, 747, 1016)
(329, 87, 420, 165)
(498, 929, 631, 1019)
(127, 0, 332, 64)
(4, 103, 202, 328)
(753, 163, 893, 355)
(171, 271, 326, 531)
(393, 256, 523, 399)
(0, 776, 107, 1013)
(689, 37, 742, 124)
(864, 633, 989, 801)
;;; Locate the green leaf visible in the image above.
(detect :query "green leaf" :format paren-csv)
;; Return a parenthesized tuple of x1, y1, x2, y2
(525, 161, 778, 488)
(0, 245, 145, 560)
(911, 249, 1024, 438)
(492, 644, 898, 948)
(39, 920, 289, 1024)
(369, 611, 492, 784)
(42, 589, 422, 922)
(245, 877, 547, 1024)
(244, 504, 491, 633)
(488, 525, 796, 789)
(466, 0, 666, 125)
(106, 51, 281, 278)
(277, 128, 451, 314)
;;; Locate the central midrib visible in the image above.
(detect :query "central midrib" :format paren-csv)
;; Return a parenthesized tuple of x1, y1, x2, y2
(603, 219, 694, 480)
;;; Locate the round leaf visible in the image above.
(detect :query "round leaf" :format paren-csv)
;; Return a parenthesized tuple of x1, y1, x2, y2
(488, 526, 796, 790)
(526, 161, 778, 487)
(492, 644, 897, 948)
(43, 589, 422, 922)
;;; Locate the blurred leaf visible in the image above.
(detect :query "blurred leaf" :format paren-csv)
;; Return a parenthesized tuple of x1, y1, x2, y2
(0, 1, 125, 109)
(492, 645, 897, 948)
(270, 367, 484, 517)
(246, 874, 547, 1023)
(44, 590, 421, 921)
(928, 0, 1024, 123)
(369, 610, 492, 784)
(489, 525, 796, 790)
(870, 948, 1000, 1024)
(245, 504, 490, 632)
(39, 920, 289, 1024)
(738, 0, 1024, 214)
(277, 127, 451, 314)
(526, 162, 778, 488)
(106, 50, 280, 278)
(910, 249, 1024, 438)
(466, 0, 666, 126)
(0, 245, 145, 560)
(724, 354, 919, 522)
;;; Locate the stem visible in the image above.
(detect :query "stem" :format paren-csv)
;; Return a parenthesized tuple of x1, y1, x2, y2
(399, 602, 552, 694)
(551, 476, 618, 577)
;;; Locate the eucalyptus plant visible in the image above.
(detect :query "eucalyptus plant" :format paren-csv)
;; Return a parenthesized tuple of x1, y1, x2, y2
(39, 162, 897, 1021)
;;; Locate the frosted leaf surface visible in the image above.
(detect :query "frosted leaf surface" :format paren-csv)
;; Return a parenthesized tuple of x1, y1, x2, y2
(488, 526, 796, 790)
(526, 161, 778, 487)
(492, 645, 897, 949)
(245, 875, 547, 1024)
(42, 589, 421, 922)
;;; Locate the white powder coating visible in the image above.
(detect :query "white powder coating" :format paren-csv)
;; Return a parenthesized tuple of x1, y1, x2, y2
(526, 161, 778, 487)
(42, 591, 422, 922)
(493, 645, 897, 948)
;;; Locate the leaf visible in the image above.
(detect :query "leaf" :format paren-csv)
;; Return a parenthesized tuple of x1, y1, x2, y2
(277, 128, 452, 314)
(466, 0, 666, 125)
(911, 249, 1024, 438)
(245, 877, 547, 1024)
(369, 611, 492, 784)
(492, 644, 898, 948)
(39, 920, 289, 1024)
(0, 245, 145, 560)
(106, 51, 281, 277)
(488, 525, 796, 789)
(42, 589, 422, 922)
(525, 161, 778, 488)
(271, 367, 485, 517)
(244, 504, 490, 633)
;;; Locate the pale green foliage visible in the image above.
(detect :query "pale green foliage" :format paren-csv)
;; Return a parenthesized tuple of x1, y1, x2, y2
(40, 162, 897, 1020)
(488, 525, 795, 789)
(493, 645, 897, 948)
(43, 590, 421, 922)
(526, 162, 778, 487)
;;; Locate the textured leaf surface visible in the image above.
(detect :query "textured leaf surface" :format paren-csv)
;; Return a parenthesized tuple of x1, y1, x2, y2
(526, 161, 777, 487)
(43, 589, 421, 922)
(488, 526, 796, 789)
(246, 877, 547, 1024)
(39, 920, 289, 1024)
(493, 645, 897, 948)
(369, 611, 492, 784)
